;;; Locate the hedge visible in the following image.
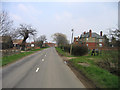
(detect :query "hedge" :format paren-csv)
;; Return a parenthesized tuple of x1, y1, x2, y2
(59, 44, 88, 56)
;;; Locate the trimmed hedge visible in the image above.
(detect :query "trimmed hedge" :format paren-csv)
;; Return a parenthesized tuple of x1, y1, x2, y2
(59, 44, 88, 56)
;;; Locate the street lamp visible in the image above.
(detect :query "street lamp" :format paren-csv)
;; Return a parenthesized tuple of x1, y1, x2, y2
(70, 29, 74, 55)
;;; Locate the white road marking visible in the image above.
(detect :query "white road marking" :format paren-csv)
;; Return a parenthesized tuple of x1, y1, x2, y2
(42, 59, 44, 61)
(45, 55, 46, 56)
(36, 68, 39, 72)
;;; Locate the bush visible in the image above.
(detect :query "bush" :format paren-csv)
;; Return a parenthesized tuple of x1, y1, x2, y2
(72, 44, 88, 56)
(96, 50, 119, 76)
(64, 44, 71, 52)
(59, 44, 88, 56)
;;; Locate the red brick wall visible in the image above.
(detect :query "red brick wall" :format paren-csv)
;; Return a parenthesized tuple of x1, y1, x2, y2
(86, 42, 96, 47)
(86, 42, 104, 50)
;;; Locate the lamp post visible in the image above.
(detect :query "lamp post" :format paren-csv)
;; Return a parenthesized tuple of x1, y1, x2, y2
(70, 29, 74, 55)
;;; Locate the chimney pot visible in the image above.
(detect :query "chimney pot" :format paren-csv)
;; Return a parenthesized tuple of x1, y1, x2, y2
(84, 31, 86, 34)
(100, 31, 102, 36)
(74, 37, 76, 42)
(89, 29, 92, 37)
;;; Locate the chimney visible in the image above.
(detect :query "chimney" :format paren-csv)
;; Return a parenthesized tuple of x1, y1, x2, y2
(84, 31, 86, 35)
(89, 29, 92, 37)
(74, 37, 76, 42)
(100, 31, 102, 36)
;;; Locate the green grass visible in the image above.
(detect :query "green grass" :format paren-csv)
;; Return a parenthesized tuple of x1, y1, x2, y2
(70, 57, 119, 88)
(1, 48, 47, 66)
(55, 47, 66, 56)
(55, 47, 74, 57)
(56, 47, 119, 88)
(30, 47, 47, 51)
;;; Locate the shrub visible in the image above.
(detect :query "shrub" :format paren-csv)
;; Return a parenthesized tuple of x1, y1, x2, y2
(72, 44, 88, 56)
(64, 44, 71, 52)
(59, 44, 88, 56)
(96, 50, 119, 76)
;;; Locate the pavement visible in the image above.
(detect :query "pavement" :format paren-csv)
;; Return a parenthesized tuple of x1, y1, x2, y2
(2, 47, 85, 88)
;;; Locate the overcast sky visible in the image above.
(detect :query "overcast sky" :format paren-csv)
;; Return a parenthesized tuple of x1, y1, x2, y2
(1, 0, 118, 43)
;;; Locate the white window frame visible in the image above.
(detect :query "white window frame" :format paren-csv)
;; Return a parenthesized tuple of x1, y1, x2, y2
(86, 44, 88, 47)
(99, 39, 102, 42)
(14, 44, 16, 47)
(99, 43, 102, 47)
(76, 38, 78, 41)
(86, 38, 88, 41)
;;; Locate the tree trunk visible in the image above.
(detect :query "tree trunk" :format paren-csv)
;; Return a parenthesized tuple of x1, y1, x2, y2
(21, 36, 28, 51)
(21, 40, 26, 51)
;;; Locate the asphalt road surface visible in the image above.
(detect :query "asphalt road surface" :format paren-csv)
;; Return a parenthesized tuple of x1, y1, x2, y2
(2, 47, 85, 88)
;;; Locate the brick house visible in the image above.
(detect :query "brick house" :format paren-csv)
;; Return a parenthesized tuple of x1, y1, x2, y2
(74, 30, 104, 49)
(13, 39, 23, 49)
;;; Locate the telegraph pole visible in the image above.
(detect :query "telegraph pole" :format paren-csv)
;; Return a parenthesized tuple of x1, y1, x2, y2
(70, 29, 74, 55)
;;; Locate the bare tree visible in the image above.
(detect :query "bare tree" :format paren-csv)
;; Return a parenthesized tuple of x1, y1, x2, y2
(37, 35, 47, 43)
(112, 29, 120, 47)
(108, 28, 120, 47)
(15, 24, 37, 50)
(112, 29, 120, 41)
(0, 11, 13, 36)
(52, 33, 68, 46)
(35, 35, 47, 48)
(103, 34, 110, 47)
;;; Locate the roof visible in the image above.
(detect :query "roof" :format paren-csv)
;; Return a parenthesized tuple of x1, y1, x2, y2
(80, 32, 103, 39)
(13, 39, 23, 44)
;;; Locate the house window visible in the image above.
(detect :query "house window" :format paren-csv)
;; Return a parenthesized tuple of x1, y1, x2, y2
(86, 44, 88, 47)
(112, 45, 114, 47)
(99, 43, 102, 47)
(76, 38, 78, 41)
(86, 38, 88, 41)
(14, 44, 16, 47)
(99, 39, 102, 42)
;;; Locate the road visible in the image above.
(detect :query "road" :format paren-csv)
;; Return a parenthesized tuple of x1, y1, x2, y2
(2, 47, 85, 88)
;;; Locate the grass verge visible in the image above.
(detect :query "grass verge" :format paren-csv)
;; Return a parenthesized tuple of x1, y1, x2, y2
(55, 47, 74, 57)
(1, 48, 47, 66)
(70, 57, 119, 88)
(55, 47, 119, 88)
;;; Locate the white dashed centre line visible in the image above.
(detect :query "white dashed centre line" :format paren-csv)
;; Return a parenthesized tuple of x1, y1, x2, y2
(42, 59, 44, 61)
(36, 68, 39, 72)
